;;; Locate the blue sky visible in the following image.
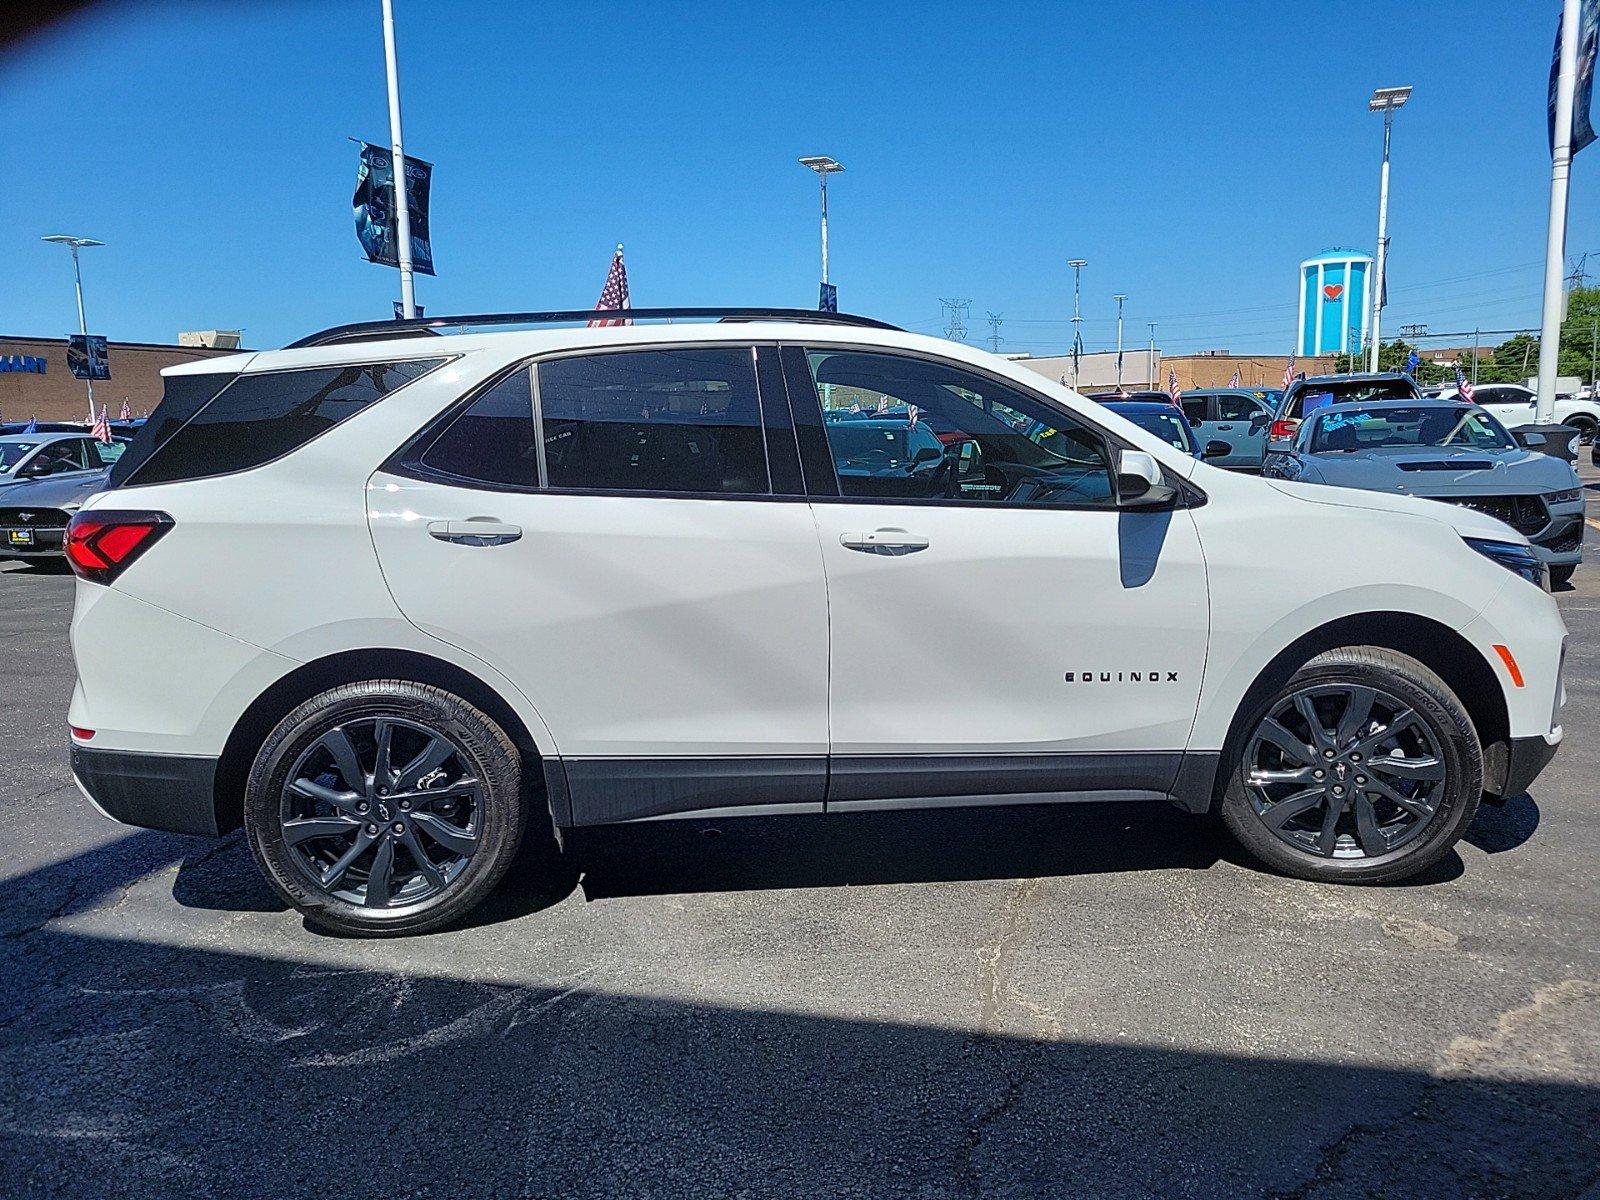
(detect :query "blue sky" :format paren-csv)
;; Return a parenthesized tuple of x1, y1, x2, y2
(0, 1, 1592, 354)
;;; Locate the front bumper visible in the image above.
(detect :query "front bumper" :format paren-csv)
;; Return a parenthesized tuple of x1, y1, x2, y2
(1530, 502, 1585, 567)
(71, 745, 222, 837)
(0, 527, 66, 557)
(1484, 734, 1561, 800)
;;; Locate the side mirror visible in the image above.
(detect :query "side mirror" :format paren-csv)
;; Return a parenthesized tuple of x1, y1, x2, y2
(1203, 440, 1233, 460)
(911, 445, 943, 465)
(1116, 448, 1178, 508)
(1514, 429, 1547, 448)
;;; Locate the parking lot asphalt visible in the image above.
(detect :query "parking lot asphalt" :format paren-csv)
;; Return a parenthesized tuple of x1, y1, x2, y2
(2, 476, 1599, 1200)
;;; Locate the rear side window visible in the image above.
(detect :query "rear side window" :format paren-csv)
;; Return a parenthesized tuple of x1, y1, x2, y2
(108, 372, 235, 487)
(125, 358, 446, 487)
(419, 367, 539, 489)
(536, 348, 769, 495)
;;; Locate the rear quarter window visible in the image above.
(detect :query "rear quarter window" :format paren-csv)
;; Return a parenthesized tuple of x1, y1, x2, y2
(123, 358, 446, 487)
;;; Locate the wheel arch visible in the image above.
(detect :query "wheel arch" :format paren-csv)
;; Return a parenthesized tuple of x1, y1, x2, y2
(212, 648, 552, 835)
(1198, 611, 1510, 813)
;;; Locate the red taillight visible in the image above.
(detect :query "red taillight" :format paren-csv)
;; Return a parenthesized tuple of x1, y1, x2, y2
(70, 726, 95, 741)
(65, 510, 172, 584)
(1269, 418, 1299, 440)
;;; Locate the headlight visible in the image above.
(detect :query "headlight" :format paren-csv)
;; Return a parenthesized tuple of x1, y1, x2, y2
(1465, 536, 1546, 589)
(1547, 487, 1582, 504)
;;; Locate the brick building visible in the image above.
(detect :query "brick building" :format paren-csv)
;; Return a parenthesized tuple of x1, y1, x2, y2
(0, 335, 244, 424)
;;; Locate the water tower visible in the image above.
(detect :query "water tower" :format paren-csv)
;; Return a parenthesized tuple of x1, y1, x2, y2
(1298, 249, 1373, 357)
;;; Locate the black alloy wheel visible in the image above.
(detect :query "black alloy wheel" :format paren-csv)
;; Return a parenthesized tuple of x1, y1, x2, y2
(280, 716, 482, 909)
(245, 681, 527, 936)
(1244, 684, 1445, 860)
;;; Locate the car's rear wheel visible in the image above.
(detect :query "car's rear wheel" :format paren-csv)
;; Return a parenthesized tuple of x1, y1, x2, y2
(1219, 648, 1482, 884)
(1567, 415, 1597, 446)
(244, 680, 526, 936)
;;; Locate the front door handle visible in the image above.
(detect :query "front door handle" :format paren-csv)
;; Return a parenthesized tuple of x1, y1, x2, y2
(427, 519, 522, 547)
(1216, 423, 1235, 431)
(841, 528, 929, 555)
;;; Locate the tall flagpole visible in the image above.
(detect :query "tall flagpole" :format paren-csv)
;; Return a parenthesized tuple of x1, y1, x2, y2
(381, 0, 416, 319)
(1537, 0, 1583, 424)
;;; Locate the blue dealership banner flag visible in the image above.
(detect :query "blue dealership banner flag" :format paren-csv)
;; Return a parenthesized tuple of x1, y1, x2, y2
(1405, 349, 1420, 374)
(1550, 0, 1600, 156)
(353, 141, 436, 276)
(67, 334, 110, 381)
(818, 282, 838, 312)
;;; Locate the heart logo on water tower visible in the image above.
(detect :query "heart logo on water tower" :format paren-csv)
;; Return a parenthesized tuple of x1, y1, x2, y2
(1322, 284, 1345, 302)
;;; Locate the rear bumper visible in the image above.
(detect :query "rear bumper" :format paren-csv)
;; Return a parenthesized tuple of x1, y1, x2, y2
(1485, 733, 1561, 800)
(71, 745, 221, 837)
(0, 528, 66, 556)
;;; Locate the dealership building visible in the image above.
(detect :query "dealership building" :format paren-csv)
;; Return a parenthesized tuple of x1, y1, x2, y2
(0, 332, 243, 424)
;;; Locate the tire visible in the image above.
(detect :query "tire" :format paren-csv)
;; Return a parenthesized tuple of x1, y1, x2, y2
(244, 680, 527, 936)
(1550, 564, 1576, 587)
(1568, 416, 1597, 446)
(1218, 647, 1482, 885)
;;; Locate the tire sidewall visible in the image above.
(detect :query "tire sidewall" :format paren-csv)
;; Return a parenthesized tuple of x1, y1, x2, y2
(1220, 654, 1482, 883)
(244, 682, 524, 936)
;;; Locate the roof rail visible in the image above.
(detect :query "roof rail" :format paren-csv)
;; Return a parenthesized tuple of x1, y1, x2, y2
(286, 307, 902, 349)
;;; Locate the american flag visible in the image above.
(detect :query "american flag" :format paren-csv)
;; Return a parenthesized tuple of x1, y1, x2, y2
(91, 406, 112, 444)
(1167, 368, 1182, 407)
(119, 399, 131, 422)
(1228, 369, 1241, 388)
(1455, 363, 1475, 404)
(1282, 355, 1297, 391)
(907, 403, 921, 428)
(588, 244, 631, 327)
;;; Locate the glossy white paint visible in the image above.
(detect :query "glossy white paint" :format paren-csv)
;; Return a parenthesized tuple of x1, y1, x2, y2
(69, 321, 1566, 799)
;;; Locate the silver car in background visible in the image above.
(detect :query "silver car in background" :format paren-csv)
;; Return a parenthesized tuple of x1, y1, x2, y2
(0, 432, 127, 561)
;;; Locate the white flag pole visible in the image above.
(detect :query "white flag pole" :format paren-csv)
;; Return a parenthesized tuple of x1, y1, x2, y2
(381, 0, 416, 319)
(1537, 0, 1582, 423)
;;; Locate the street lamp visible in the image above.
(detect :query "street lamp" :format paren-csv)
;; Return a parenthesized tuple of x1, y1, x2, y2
(799, 155, 844, 308)
(1367, 85, 1411, 373)
(42, 234, 104, 423)
(1068, 259, 1087, 388)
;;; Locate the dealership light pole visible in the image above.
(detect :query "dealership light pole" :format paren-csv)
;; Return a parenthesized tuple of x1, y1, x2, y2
(1147, 321, 1157, 389)
(1113, 294, 1127, 390)
(1068, 259, 1087, 387)
(41, 234, 103, 423)
(1537, 0, 1582, 423)
(381, 0, 416, 319)
(1367, 85, 1411, 372)
(799, 156, 844, 305)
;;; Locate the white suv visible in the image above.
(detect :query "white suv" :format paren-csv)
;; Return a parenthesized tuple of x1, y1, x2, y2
(66, 309, 1567, 936)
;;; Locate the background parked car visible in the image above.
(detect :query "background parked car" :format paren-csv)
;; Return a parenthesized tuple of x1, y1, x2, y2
(1436, 381, 1600, 446)
(1102, 399, 1231, 461)
(1262, 399, 1584, 585)
(0, 432, 127, 562)
(1176, 388, 1275, 471)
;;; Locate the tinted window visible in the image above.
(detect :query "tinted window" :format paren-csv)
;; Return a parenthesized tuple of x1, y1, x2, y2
(1287, 378, 1419, 419)
(1115, 408, 1196, 453)
(1181, 397, 1209, 424)
(129, 359, 445, 487)
(807, 350, 1115, 506)
(1309, 406, 1516, 453)
(1214, 395, 1261, 421)
(537, 348, 768, 494)
(420, 368, 538, 488)
(108, 371, 234, 487)
(37, 439, 90, 473)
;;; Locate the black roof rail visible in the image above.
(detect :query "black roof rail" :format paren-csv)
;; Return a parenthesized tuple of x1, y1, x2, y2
(286, 307, 902, 349)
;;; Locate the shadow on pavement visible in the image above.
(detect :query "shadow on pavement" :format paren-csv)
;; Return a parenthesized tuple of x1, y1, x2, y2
(0, 922, 1596, 1199)
(1466, 792, 1541, 855)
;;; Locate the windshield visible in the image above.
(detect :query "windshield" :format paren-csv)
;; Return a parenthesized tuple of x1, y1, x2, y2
(1308, 406, 1516, 453)
(1291, 378, 1418, 419)
(0, 442, 39, 471)
(824, 421, 944, 469)
(1114, 409, 1195, 453)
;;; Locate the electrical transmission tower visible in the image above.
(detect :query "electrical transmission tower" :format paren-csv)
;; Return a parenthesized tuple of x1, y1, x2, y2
(939, 298, 972, 342)
(986, 312, 1004, 353)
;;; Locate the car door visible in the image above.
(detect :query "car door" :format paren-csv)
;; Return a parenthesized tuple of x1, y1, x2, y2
(788, 345, 1209, 811)
(1181, 395, 1217, 448)
(1210, 393, 1271, 469)
(370, 344, 831, 824)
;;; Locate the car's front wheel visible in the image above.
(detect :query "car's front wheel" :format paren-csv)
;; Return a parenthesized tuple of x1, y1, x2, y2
(1219, 647, 1482, 884)
(244, 680, 526, 936)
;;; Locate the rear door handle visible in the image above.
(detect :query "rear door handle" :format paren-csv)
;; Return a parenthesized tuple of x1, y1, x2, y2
(427, 519, 522, 547)
(840, 528, 929, 555)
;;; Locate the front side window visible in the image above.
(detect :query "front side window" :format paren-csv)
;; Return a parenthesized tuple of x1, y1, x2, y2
(537, 348, 768, 495)
(806, 350, 1115, 507)
(1181, 397, 1209, 424)
(128, 358, 446, 487)
(1215, 395, 1261, 421)
(419, 368, 539, 489)
(37, 439, 89, 473)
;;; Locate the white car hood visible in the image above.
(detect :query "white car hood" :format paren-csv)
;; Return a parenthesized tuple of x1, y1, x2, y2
(1264, 477, 1533, 545)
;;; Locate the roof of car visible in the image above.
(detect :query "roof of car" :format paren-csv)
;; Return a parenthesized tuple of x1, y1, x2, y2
(1293, 372, 1414, 386)
(1103, 400, 1188, 416)
(0, 430, 87, 445)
